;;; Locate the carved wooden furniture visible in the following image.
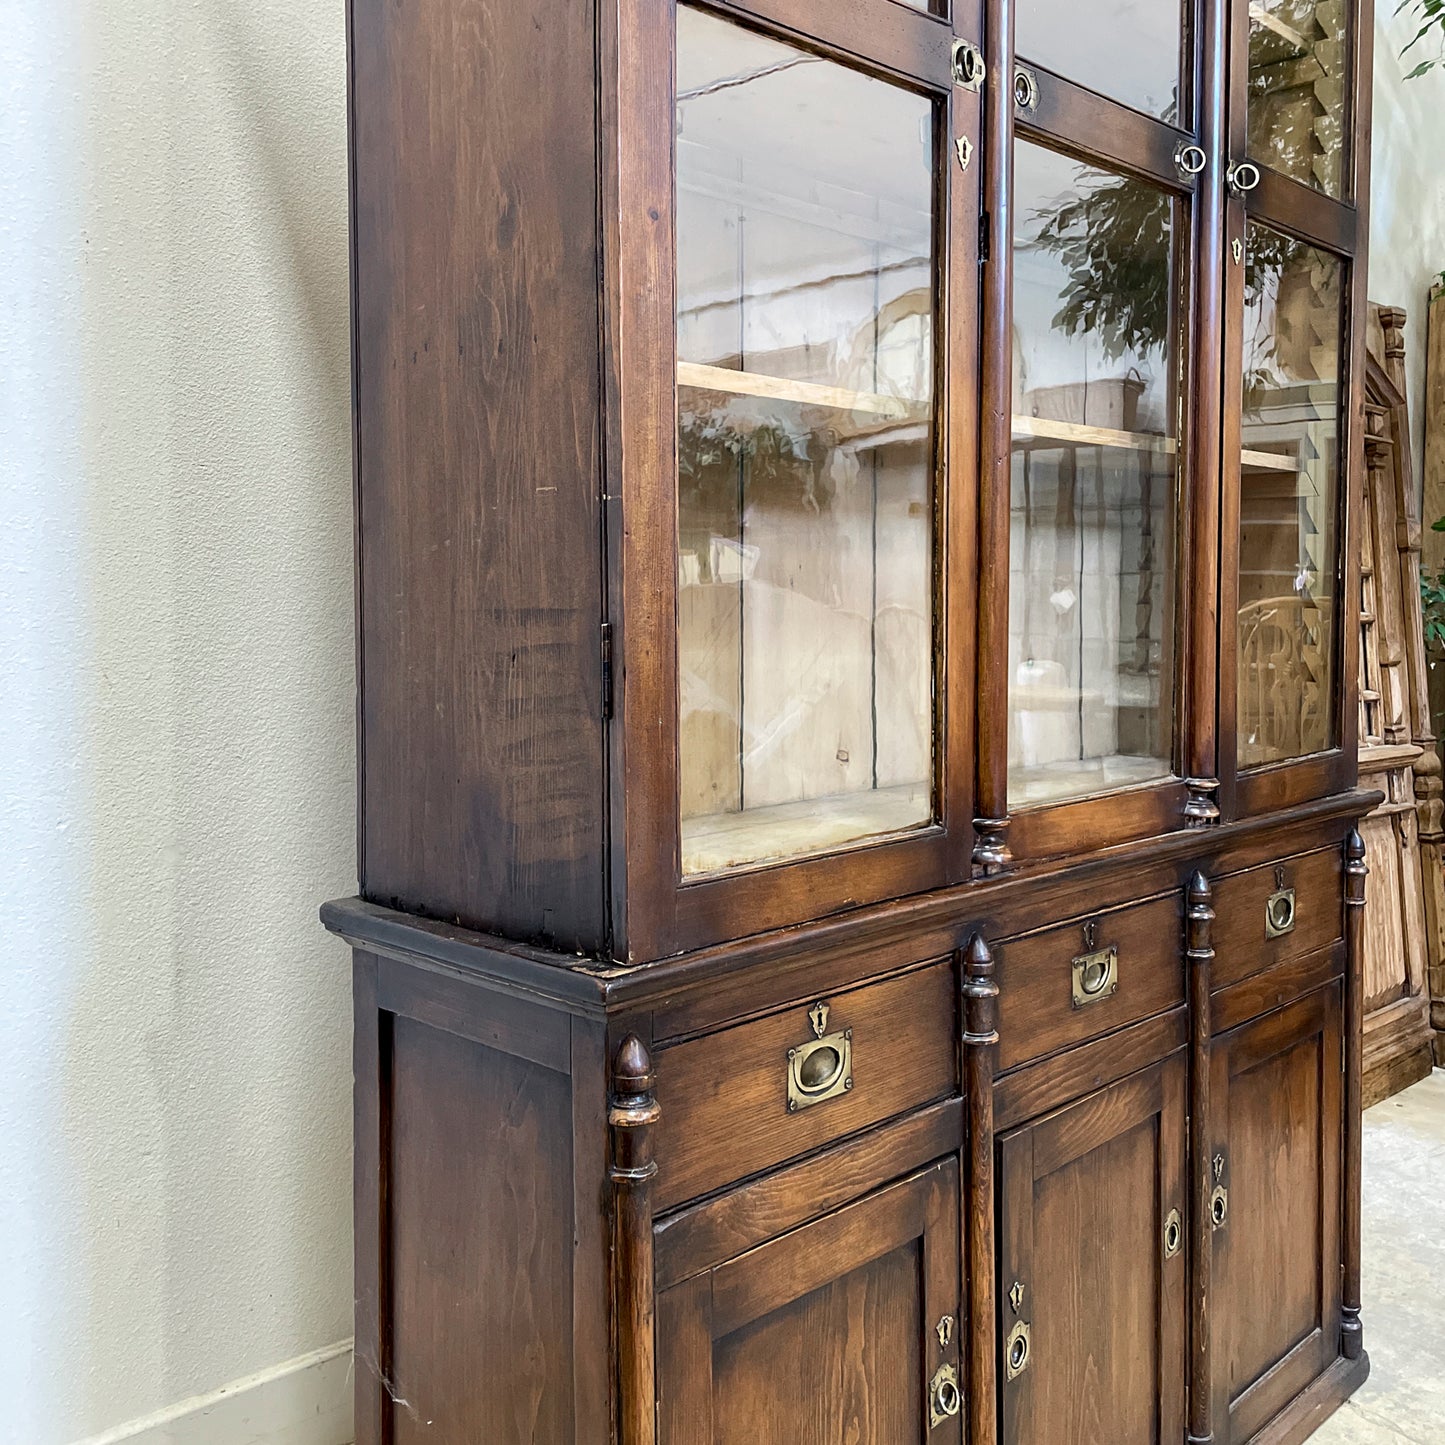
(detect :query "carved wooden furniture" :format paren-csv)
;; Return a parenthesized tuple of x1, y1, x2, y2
(327, 0, 1379, 1440)
(1356, 304, 1441, 1101)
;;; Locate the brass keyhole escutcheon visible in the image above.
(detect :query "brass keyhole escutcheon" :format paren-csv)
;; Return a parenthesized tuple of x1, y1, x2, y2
(1006, 1320, 1032, 1380)
(929, 1363, 962, 1428)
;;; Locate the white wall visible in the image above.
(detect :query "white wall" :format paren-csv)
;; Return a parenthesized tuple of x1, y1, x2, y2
(1369, 2, 1445, 468)
(0, 4, 355, 1443)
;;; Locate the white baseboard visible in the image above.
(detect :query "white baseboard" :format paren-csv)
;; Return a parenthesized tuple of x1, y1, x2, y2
(72, 1340, 354, 1445)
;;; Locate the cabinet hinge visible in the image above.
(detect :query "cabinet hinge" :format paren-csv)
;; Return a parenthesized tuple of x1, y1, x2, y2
(601, 621, 615, 720)
(979, 211, 991, 263)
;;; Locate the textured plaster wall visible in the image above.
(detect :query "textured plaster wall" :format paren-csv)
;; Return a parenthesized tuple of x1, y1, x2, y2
(0, 3, 355, 1442)
(1370, 3, 1445, 467)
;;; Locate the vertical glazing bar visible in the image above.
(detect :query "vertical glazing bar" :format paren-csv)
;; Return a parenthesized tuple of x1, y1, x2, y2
(611, 1036, 661, 1444)
(962, 935, 1000, 1445)
(973, 0, 1014, 873)
(1342, 830, 1367, 1360)
(1186, 872, 1216, 1444)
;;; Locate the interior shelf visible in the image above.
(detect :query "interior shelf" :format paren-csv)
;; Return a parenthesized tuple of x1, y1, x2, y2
(678, 361, 925, 419)
(1011, 415, 1176, 454)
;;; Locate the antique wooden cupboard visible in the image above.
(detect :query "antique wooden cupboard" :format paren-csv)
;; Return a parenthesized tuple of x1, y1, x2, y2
(324, 0, 1380, 1439)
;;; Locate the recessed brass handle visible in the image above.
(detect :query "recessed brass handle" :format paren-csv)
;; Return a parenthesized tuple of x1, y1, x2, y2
(1164, 1207, 1182, 1258)
(1228, 160, 1262, 194)
(1006, 1320, 1032, 1380)
(1266, 886, 1296, 938)
(1071, 945, 1119, 1008)
(929, 1363, 962, 1427)
(786, 1028, 853, 1112)
(1176, 144, 1208, 176)
(1211, 1185, 1229, 1231)
(952, 38, 986, 90)
(1013, 65, 1040, 111)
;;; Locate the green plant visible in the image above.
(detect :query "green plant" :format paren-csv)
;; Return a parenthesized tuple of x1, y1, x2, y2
(1422, 519, 1445, 654)
(1399, 0, 1445, 78)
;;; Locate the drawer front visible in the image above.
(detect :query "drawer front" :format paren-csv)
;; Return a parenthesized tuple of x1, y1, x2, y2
(652, 961, 957, 1212)
(1211, 847, 1342, 991)
(995, 896, 1185, 1073)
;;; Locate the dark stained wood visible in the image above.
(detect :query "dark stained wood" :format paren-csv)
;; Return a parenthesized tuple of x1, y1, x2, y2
(387, 1015, 576, 1443)
(999, 1056, 1188, 1445)
(1212, 945, 1345, 1035)
(351, 0, 606, 950)
(973, 0, 1016, 876)
(1212, 986, 1343, 1442)
(962, 935, 999, 1445)
(1211, 847, 1345, 989)
(655, 1101, 963, 1290)
(653, 962, 956, 1210)
(994, 893, 1186, 1072)
(611, 1036, 662, 1445)
(352, 954, 385, 1445)
(656, 1162, 963, 1445)
(1245, 172, 1358, 255)
(1342, 830, 1366, 1360)
(571, 1019, 612, 1445)
(1016, 63, 1194, 187)
(1008, 782, 1191, 864)
(1187, 873, 1215, 1445)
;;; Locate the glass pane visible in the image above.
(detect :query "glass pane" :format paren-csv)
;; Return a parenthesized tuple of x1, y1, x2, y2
(1248, 0, 1348, 197)
(1236, 225, 1343, 767)
(675, 7, 937, 877)
(1016, 0, 1181, 119)
(1008, 143, 1180, 809)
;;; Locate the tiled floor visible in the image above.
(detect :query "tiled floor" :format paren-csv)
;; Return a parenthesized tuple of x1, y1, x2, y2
(1312, 1069, 1445, 1444)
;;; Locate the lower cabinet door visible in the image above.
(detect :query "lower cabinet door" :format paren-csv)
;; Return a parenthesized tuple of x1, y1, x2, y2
(1213, 985, 1343, 1443)
(656, 1158, 963, 1445)
(998, 1055, 1187, 1445)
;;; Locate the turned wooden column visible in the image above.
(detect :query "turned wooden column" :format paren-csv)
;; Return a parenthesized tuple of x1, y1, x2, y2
(1343, 830, 1368, 1360)
(610, 1035, 661, 1445)
(1186, 871, 1216, 1445)
(962, 934, 1000, 1445)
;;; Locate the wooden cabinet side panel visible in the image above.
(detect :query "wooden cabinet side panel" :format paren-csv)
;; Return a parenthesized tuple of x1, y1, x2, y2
(357, 958, 586, 1445)
(351, 0, 607, 949)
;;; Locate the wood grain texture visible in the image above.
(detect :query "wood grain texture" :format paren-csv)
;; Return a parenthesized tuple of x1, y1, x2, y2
(1186, 873, 1215, 1445)
(653, 962, 956, 1210)
(352, 0, 606, 949)
(387, 1016, 576, 1443)
(1211, 847, 1343, 989)
(962, 935, 999, 1445)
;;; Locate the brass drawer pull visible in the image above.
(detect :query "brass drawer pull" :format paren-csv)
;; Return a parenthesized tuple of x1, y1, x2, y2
(952, 37, 986, 90)
(929, 1363, 962, 1427)
(1164, 1207, 1183, 1258)
(1266, 868, 1296, 938)
(1211, 1185, 1229, 1231)
(1006, 1319, 1032, 1380)
(1071, 945, 1119, 1007)
(786, 1001, 853, 1112)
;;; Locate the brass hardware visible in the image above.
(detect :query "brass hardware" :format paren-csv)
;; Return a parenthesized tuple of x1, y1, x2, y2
(1210, 1184, 1229, 1230)
(1006, 1320, 1032, 1380)
(952, 38, 986, 90)
(955, 135, 974, 173)
(1266, 885, 1296, 938)
(1072, 945, 1119, 1007)
(1227, 160, 1261, 194)
(1213, 1152, 1226, 1184)
(1164, 1207, 1182, 1258)
(1176, 143, 1208, 176)
(1009, 1280, 1025, 1314)
(809, 1001, 829, 1038)
(929, 1363, 963, 1427)
(786, 1023, 853, 1112)
(936, 1314, 954, 1348)
(1013, 65, 1040, 112)
(1083, 918, 1099, 950)
(1232, 236, 1243, 264)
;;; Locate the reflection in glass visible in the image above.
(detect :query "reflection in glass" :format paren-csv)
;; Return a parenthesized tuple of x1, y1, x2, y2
(1236, 225, 1343, 767)
(1248, 0, 1348, 197)
(675, 7, 937, 876)
(1008, 143, 1180, 809)
(1016, 0, 1181, 119)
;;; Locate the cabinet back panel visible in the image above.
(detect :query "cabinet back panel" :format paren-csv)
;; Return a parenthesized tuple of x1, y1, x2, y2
(352, 0, 606, 948)
(387, 1016, 575, 1444)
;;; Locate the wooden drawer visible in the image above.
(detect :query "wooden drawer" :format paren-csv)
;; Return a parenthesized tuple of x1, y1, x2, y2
(1211, 847, 1343, 991)
(652, 961, 957, 1211)
(995, 895, 1185, 1073)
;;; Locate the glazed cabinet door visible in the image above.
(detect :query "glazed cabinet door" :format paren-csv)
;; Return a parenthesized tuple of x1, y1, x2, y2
(997, 1056, 1188, 1445)
(613, 0, 982, 958)
(656, 1159, 964, 1445)
(1211, 985, 1344, 1443)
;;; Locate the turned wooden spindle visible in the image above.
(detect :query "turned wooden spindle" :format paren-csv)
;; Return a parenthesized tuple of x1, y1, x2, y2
(1342, 830, 1368, 1361)
(1186, 871, 1216, 1444)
